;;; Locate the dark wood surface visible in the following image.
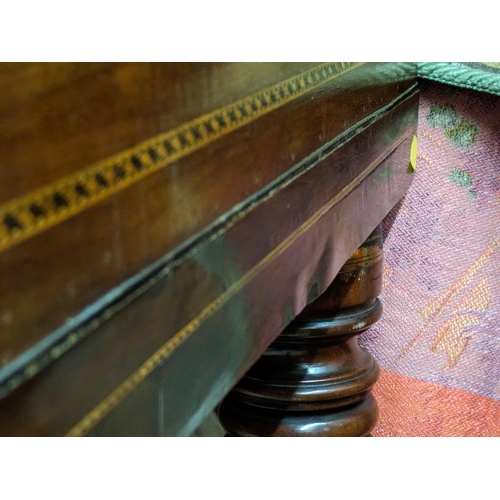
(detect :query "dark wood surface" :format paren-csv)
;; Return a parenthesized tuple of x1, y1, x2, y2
(0, 63, 418, 436)
(219, 227, 383, 436)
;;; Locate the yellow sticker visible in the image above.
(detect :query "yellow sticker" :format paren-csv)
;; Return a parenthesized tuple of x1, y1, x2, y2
(408, 135, 417, 173)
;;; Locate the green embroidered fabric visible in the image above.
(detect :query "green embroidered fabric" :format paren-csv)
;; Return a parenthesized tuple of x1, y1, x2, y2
(418, 62, 500, 97)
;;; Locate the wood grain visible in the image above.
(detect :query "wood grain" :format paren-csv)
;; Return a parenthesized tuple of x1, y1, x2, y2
(0, 63, 418, 435)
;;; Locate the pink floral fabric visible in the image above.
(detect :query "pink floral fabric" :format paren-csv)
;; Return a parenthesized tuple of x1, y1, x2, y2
(360, 80, 500, 436)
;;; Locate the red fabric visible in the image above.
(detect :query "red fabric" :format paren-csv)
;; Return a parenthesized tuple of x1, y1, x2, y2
(373, 369, 500, 437)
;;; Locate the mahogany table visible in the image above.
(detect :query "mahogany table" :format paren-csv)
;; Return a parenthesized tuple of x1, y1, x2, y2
(0, 63, 418, 436)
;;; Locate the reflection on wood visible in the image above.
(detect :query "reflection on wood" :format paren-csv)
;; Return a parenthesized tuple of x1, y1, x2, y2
(219, 226, 383, 436)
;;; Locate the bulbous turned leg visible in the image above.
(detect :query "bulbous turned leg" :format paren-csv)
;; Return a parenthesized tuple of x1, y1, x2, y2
(218, 226, 383, 437)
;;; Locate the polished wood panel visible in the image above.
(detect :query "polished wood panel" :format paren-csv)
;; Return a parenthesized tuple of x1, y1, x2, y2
(0, 63, 325, 203)
(0, 137, 413, 436)
(1, 63, 416, 371)
(0, 63, 418, 436)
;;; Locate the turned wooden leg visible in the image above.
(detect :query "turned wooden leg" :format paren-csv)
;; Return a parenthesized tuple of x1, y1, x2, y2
(218, 226, 383, 437)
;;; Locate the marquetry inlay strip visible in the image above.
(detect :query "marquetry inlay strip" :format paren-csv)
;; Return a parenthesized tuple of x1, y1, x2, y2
(0, 62, 362, 252)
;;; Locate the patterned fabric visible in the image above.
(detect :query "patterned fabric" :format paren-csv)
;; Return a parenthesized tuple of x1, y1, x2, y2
(418, 62, 500, 97)
(360, 79, 500, 436)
